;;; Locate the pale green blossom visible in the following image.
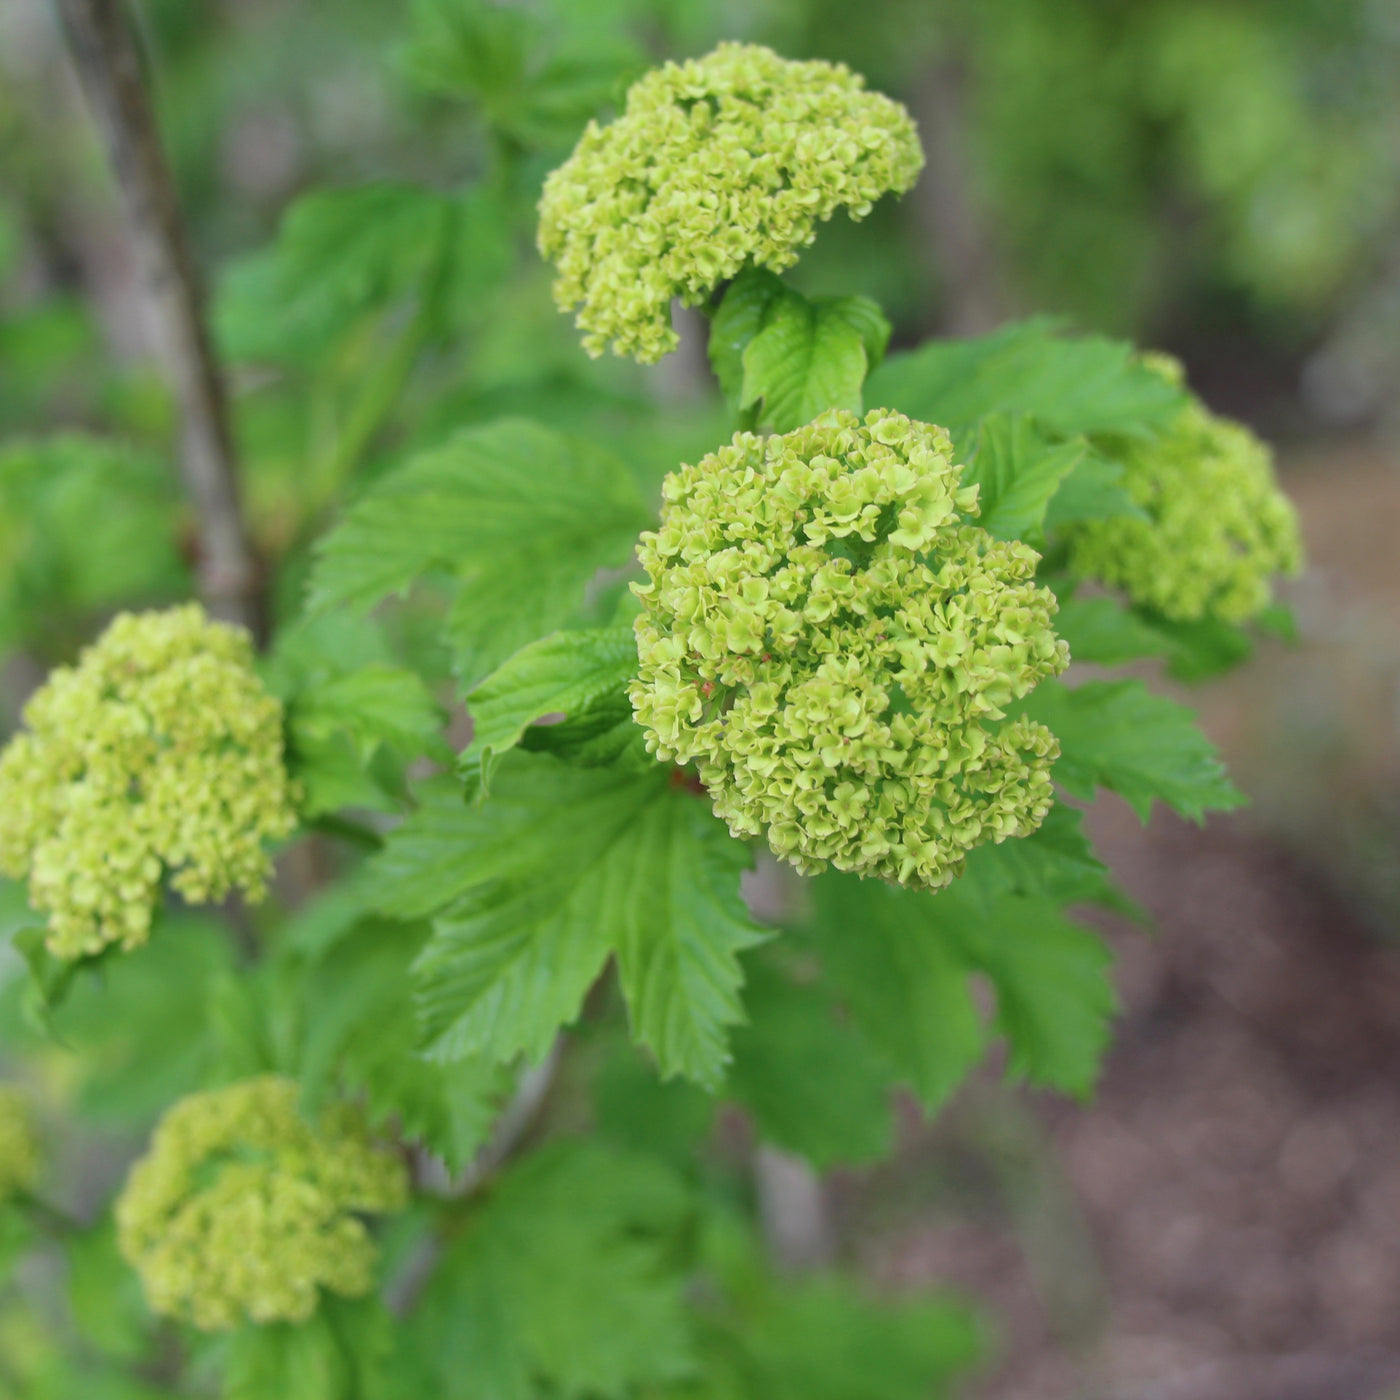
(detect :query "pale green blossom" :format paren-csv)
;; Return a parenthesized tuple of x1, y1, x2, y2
(0, 605, 298, 960)
(538, 42, 924, 362)
(1067, 355, 1304, 623)
(631, 409, 1068, 890)
(116, 1076, 408, 1331)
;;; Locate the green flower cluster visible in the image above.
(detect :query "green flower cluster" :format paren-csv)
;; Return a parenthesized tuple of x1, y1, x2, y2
(0, 605, 298, 960)
(116, 1076, 408, 1331)
(538, 42, 923, 362)
(631, 410, 1068, 889)
(1067, 356, 1304, 623)
(0, 1087, 39, 1206)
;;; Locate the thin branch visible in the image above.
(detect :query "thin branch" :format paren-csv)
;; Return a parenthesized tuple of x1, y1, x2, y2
(55, 0, 263, 639)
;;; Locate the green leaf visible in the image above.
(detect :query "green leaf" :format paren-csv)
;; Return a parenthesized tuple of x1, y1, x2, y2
(292, 664, 447, 764)
(308, 419, 650, 686)
(224, 1296, 392, 1400)
(412, 1143, 695, 1400)
(867, 317, 1186, 440)
(0, 435, 186, 650)
(1043, 445, 1146, 531)
(373, 757, 768, 1085)
(740, 296, 872, 432)
(964, 801, 1128, 911)
(464, 627, 639, 787)
(805, 875, 984, 1110)
(731, 1277, 984, 1400)
(401, 0, 638, 148)
(1021, 678, 1245, 821)
(726, 959, 893, 1169)
(1136, 608, 1256, 681)
(935, 877, 1116, 1094)
(290, 910, 513, 1171)
(1054, 595, 1168, 667)
(965, 413, 1084, 541)
(707, 267, 789, 406)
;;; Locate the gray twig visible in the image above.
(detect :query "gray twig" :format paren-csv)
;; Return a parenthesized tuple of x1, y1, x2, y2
(55, 0, 262, 638)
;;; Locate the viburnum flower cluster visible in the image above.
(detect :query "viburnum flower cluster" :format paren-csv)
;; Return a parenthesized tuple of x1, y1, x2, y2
(1067, 355, 1304, 623)
(631, 409, 1068, 889)
(538, 42, 923, 362)
(0, 605, 297, 960)
(116, 1076, 408, 1331)
(0, 1086, 40, 1205)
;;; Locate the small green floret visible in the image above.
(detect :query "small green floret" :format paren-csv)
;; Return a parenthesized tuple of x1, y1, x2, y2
(631, 409, 1068, 890)
(1066, 356, 1304, 623)
(0, 1087, 40, 1205)
(0, 604, 298, 960)
(538, 42, 924, 363)
(115, 1076, 408, 1331)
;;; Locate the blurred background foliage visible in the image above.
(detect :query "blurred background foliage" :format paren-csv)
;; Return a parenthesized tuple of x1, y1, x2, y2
(5, 1, 1400, 1393)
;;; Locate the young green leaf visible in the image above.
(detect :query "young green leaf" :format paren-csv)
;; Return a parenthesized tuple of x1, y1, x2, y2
(292, 664, 448, 764)
(726, 959, 894, 1169)
(965, 412, 1085, 541)
(740, 296, 871, 432)
(371, 757, 767, 1085)
(805, 875, 985, 1110)
(1054, 595, 1168, 667)
(934, 877, 1117, 1094)
(867, 317, 1186, 440)
(1043, 445, 1146, 530)
(464, 626, 639, 787)
(1020, 678, 1245, 821)
(291, 916, 514, 1171)
(707, 267, 789, 405)
(308, 420, 650, 686)
(409, 1142, 695, 1400)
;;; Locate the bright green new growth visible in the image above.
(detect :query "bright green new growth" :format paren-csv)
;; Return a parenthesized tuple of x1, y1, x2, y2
(0, 1086, 40, 1205)
(115, 1076, 408, 1331)
(1066, 355, 1304, 623)
(537, 42, 924, 363)
(0, 605, 298, 960)
(631, 409, 1068, 890)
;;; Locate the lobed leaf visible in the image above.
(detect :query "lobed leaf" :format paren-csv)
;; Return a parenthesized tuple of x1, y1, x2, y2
(308, 419, 650, 686)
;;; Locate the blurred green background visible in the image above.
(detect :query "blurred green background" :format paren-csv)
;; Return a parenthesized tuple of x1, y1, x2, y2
(4, 0, 1400, 1395)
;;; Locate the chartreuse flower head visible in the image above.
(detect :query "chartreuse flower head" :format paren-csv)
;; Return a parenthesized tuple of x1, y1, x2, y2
(116, 1076, 408, 1331)
(1066, 355, 1304, 623)
(631, 409, 1068, 890)
(538, 42, 924, 363)
(0, 1086, 40, 1205)
(0, 604, 297, 960)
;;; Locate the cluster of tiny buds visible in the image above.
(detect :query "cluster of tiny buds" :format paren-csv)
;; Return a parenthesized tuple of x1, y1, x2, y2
(0, 605, 298, 960)
(115, 1076, 408, 1331)
(538, 42, 924, 362)
(1066, 353, 1304, 623)
(631, 409, 1068, 890)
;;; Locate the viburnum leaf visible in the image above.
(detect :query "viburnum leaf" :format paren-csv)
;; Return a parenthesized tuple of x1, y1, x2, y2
(710, 269, 890, 430)
(369, 756, 768, 1085)
(1019, 678, 1245, 821)
(308, 420, 650, 686)
(933, 875, 1117, 1095)
(867, 317, 1186, 440)
(290, 913, 513, 1172)
(804, 875, 985, 1110)
(964, 412, 1085, 542)
(224, 1296, 393, 1400)
(292, 664, 448, 764)
(1043, 444, 1146, 530)
(740, 296, 873, 432)
(407, 1142, 695, 1400)
(725, 958, 894, 1169)
(464, 626, 639, 788)
(1053, 595, 1168, 667)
